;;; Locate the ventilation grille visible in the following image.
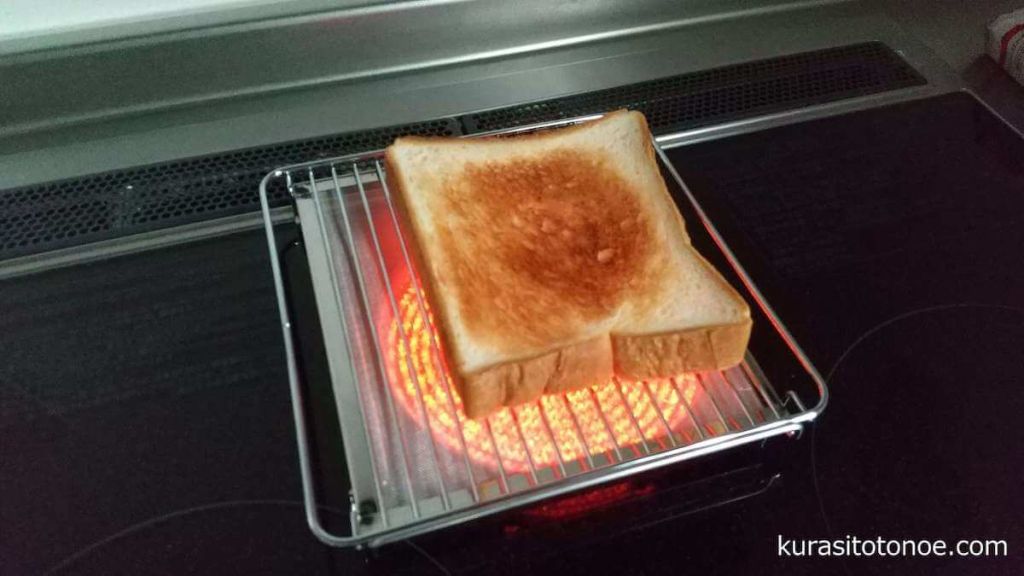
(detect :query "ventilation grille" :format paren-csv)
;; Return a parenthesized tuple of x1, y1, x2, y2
(1, 42, 925, 261)
(461, 42, 925, 134)
(0, 120, 459, 259)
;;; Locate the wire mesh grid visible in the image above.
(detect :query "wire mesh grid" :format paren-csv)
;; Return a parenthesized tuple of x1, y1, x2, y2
(260, 117, 823, 546)
(278, 164, 782, 534)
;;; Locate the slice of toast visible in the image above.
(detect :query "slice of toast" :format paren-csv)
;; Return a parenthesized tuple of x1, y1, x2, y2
(386, 110, 751, 418)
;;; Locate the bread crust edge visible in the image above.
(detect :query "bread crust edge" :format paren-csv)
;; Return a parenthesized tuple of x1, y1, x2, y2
(611, 318, 752, 379)
(460, 335, 614, 418)
(384, 111, 752, 419)
(384, 145, 477, 414)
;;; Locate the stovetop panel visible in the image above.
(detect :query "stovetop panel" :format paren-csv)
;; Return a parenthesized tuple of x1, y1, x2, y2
(667, 91, 1024, 572)
(666, 92, 1024, 371)
(5, 92, 1023, 574)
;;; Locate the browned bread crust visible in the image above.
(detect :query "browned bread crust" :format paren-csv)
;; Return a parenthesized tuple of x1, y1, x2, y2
(386, 111, 750, 418)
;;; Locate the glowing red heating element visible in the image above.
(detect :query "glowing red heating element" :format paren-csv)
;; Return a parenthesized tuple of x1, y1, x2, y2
(522, 481, 656, 520)
(383, 281, 699, 474)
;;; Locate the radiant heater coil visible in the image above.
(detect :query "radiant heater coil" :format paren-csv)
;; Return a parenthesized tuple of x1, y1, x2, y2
(384, 282, 699, 474)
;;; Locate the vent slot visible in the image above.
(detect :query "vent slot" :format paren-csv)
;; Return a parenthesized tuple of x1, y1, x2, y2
(0, 120, 460, 260)
(1, 42, 924, 262)
(461, 42, 924, 134)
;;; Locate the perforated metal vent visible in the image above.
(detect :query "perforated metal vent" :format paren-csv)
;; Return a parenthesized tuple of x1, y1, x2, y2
(1, 42, 925, 262)
(461, 42, 925, 134)
(0, 119, 459, 260)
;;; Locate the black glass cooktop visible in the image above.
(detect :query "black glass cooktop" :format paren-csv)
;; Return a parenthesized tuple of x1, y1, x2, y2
(667, 92, 1024, 371)
(667, 91, 1024, 575)
(4, 92, 1022, 576)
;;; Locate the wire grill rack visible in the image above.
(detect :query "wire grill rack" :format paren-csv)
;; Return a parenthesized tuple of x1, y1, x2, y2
(260, 116, 825, 547)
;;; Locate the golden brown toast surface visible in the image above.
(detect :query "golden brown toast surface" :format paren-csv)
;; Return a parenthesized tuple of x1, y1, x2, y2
(386, 111, 750, 418)
(435, 147, 667, 350)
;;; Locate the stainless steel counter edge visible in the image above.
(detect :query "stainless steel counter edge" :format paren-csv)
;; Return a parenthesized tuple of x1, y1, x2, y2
(2, 0, 841, 134)
(4, 0, 1021, 281)
(2, 1, 926, 187)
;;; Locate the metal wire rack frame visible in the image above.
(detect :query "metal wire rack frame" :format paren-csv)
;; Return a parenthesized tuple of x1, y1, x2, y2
(259, 114, 827, 547)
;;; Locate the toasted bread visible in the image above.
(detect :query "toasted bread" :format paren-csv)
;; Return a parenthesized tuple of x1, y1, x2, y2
(386, 110, 751, 418)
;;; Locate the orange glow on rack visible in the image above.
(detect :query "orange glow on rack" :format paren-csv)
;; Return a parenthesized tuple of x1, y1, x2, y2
(383, 280, 698, 475)
(522, 481, 655, 520)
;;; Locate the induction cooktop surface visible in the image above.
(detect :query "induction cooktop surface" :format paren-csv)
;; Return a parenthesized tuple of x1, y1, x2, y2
(667, 91, 1024, 574)
(6, 92, 1022, 576)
